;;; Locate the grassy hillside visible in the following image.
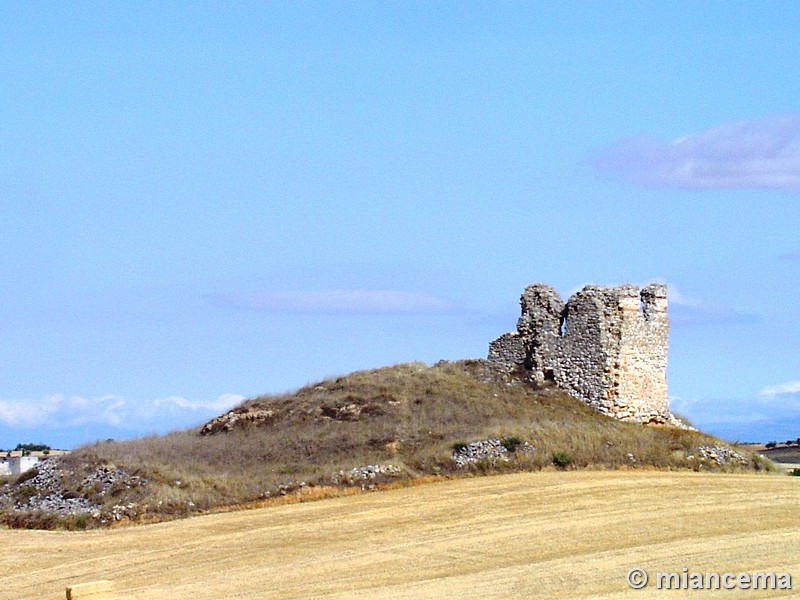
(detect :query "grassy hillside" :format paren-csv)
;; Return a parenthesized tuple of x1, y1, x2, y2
(0, 360, 773, 528)
(5, 471, 800, 599)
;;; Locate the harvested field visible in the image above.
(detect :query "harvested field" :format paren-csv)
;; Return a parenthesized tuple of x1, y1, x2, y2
(5, 470, 800, 599)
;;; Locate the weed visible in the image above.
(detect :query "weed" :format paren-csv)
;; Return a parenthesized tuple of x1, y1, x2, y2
(501, 436, 523, 453)
(552, 451, 574, 469)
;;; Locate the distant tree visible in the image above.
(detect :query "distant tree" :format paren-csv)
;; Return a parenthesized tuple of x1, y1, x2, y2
(765, 441, 777, 449)
(796, 438, 800, 446)
(14, 443, 51, 455)
(787, 440, 796, 447)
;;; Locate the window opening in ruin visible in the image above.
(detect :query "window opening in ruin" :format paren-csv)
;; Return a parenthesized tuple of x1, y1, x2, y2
(544, 368, 556, 383)
(559, 315, 566, 337)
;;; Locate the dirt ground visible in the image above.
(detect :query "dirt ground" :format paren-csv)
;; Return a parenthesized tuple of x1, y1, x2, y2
(5, 470, 800, 599)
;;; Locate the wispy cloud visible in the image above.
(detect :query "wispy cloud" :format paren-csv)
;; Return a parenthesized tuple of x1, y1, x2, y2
(210, 289, 456, 315)
(0, 393, 244, 430)
(759, 380, 800, 399)
(593, 114, 800, 191)
(668, 287, 759, 326)
(0, 395, 63, 428)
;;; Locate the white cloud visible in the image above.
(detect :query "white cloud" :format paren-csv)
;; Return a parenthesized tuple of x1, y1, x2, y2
(210, 289, 456, 315)
(0, 395, 63, 428)
(0, 393, 244, 431)
(759, 381, 800, 399)
(0, 394, 131, 429)
(593, 113, 800, 191)
(66, 395, 127, 427)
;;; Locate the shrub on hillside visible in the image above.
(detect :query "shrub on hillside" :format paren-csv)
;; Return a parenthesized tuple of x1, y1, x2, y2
(552, 451, 573, 469)
(501, 436, 523, 453)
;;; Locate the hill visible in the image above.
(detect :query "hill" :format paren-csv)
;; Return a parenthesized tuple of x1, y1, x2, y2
(4, 471, 799, 599)
(0, 360, 773, 528)
(755, 445, 800, 474)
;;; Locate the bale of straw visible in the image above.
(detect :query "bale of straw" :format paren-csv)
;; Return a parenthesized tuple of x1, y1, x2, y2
(65, 580, 117, 600)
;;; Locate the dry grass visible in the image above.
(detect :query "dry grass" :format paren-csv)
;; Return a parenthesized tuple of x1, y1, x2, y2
(4, 470, 800, 599)
(3, 361, 773, 527)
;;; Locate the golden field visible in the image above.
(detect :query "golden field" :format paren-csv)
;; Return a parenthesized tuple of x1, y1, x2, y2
(5, 470, 800, 599)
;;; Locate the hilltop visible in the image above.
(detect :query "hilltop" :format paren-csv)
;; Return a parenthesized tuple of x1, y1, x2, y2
(0, 359, 772, 529)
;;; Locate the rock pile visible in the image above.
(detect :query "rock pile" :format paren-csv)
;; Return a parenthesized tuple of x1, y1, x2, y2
(81, 464, 146, 497)
(7, 459, 97, 516)
(332, 464, 402, 486)
(20, 494, 95, 516)
(200, 404, 275, 435)
(107, 502, 141, 522)
(320, 402, 364, 421)
(451, 439, 534, 468)
(451, 439, 508, 468)
(0, 458, 146, 519)
(695, 445, 749, 466)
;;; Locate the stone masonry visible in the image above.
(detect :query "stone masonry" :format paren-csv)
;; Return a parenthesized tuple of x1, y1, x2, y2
(488, 283, 671, 424)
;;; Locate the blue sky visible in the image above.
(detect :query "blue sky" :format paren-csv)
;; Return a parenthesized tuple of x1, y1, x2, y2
(1, 2, 799, 448)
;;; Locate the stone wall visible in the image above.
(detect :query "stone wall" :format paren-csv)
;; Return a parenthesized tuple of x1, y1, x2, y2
(488, 283, 671, 424)
(487, 332, 525, 367)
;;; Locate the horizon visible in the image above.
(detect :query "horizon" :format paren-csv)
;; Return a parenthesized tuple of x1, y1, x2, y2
(2, 2, 799, 448)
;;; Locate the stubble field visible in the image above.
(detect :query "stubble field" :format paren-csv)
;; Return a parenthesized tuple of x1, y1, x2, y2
(5, 470, 800, 599)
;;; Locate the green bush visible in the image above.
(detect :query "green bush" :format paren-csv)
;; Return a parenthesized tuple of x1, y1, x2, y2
(765, 441, 777, 449)
(501, 436, 523, 453)
(451, 441, 468, 453)
(552, 451, 573, 469)
(789, 468, 800, 477)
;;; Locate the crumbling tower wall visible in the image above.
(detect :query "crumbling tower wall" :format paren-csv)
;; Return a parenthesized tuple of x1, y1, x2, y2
(488, 282, 671, 423)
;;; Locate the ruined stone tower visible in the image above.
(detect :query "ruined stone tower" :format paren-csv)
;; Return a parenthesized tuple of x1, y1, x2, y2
(488, 283, 670, 423)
